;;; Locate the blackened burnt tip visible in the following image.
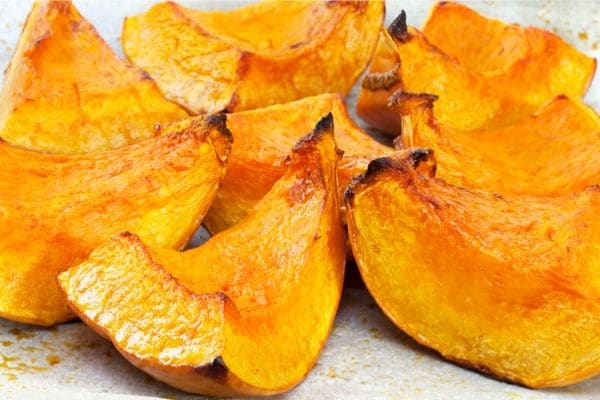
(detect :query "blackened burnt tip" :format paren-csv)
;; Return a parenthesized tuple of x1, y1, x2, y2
(206, 113, 227, 127)
(197, 356, 228, 380)
(315, 113, 334, 134)
(388, 10, 408, 42)
(409, 148, 433, 168)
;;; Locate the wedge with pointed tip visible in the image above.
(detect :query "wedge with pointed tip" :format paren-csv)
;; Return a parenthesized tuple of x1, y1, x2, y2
(346, 150, 600, 388)
(357, 6, 596, 135)
(0, 115, 230, 326)
(0, 0, 187, 154)
(122, 0, 384, 114)
(392, 92, 600, 196)
(192, 93, 393, 234)
(59, 116, 345, 396)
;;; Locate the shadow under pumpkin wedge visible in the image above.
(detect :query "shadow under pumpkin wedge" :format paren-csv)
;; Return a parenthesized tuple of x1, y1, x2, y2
(345, 150, 600, 388)
(0, 115, 230, 326)
(0, 0, 187, 154)
(59, 115, 346, 396)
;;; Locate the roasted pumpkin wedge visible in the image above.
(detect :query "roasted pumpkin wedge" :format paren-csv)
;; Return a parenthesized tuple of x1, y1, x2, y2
(357, 10, 596, 135)
(0, 116, 230, 326)
(122, 0, 384, 114)
(59, 116, 345, 396)
(346, 150, 600, 388)
(393, 92, 600, 196)
(196, 93, 393, 233)
(424, 1, 596, 86)
(0, 0, 187, 154)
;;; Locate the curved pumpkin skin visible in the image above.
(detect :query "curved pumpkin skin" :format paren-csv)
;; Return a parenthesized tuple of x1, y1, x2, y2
(0, 0, 187, 154)
(198, 93, 393, 234)
(0, 116, 230, 326)
(346, 150, 600, 388)
(59, 116, 345, 396)
(122, 1, 384, 114)
(393, 93, 600, 196)
(357, 9, 596, 135)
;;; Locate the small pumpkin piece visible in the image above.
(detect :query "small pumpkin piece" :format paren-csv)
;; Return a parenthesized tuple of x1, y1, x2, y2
(199, 93, 393, 234)
(122, 0, 384, 114)
(393, 93, 600, 196)
(59, 116, 345, 396)
(346, 150, 600, 388)
(0, 116, 230, 326)
(357, 8, 596, 135)
(0, 0, 187, 154)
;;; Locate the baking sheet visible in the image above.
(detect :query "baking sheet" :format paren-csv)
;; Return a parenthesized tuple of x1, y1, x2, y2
(0, 1, 599, 399)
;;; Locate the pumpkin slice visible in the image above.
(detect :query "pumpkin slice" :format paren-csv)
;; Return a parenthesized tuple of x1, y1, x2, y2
(346, 150, 600, 388)
(424, 1, 596, 86)
(0, 116, 230, 326)
(392, 92, 600, 196)
(59, 116, 345, 396)
(122, 0, 384, 114)
(357, 9, 596, 135)
(195, 93, 393, 233)
(0, 0, 187, 154)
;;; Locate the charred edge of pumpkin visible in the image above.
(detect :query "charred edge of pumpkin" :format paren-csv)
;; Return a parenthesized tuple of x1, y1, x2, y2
(194, 355, 229, 381)
(113, 233, 233, 372)
(204, 113, 233, 143)
(388, 90, 438, 114)
(291, 113, 340, 157)
(388, 10, 409, 42)
(361, 66, 401, 91)
(344, 148, 434, 202)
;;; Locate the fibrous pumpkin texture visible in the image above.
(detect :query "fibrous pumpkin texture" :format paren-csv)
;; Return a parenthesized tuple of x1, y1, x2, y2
(346, 150, 600, 388)
(122, 0, 384, 114)
(196, 93, 393, 234)
(59, 115, 346, 396)
(0, 116, 230, 326)
(357, 5, 596, 135)
(0, 0, 187, 154)
(392, 92, 600, 196)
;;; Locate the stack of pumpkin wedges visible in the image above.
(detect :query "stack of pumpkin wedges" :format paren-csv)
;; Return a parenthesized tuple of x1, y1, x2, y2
(0, 0, 598, 395)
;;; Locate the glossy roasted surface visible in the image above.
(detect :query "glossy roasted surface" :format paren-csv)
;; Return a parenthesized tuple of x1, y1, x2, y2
(0, 116, 230, 326)
(346, 151, 600, 388)
(0, 1, 186, 154)
(59, 117, 346, 396)
(122, 0, 383, 114)
(357, 6, 595, 135)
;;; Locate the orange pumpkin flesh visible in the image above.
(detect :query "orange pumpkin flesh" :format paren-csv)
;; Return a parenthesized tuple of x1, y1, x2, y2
(357, 8, 596, 135)
(197, 93, 393, 234)
(0, 0, 187, 154)
(0, 116, 230, 326)
(122, 0, 384, 114)
(59, 116, 345, 396)
(424, 1, 596, 90)
(346, 150, 600, 388)
(393, 92, 600, 196)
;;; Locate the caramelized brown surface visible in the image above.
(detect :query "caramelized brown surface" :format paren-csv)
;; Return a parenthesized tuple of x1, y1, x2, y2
(346, 151, 600, 388)
(0, 1, 187, 154)
(60, 117, 345, 395)
(357, 6, 595, 135)
(0, 116, 230, 325)
(122, 1, 383, 113)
